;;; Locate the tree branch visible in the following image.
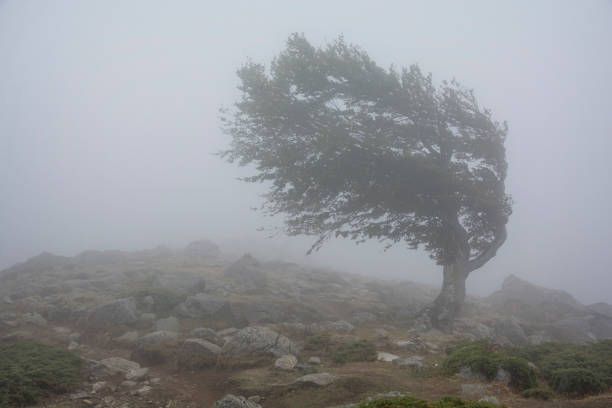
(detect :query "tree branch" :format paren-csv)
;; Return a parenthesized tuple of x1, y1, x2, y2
(465, 224, 507, 273)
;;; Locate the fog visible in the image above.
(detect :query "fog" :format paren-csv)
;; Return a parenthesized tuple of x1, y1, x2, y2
(2, 1, 612, 304)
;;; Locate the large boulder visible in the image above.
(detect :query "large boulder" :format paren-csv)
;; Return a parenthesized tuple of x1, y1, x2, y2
(131, 331, 179, 365)
(184, 239, 220, 259)
(177, 338, 221, 369)
(219, 326, 299, 367)
(85, 298, 138, 328)
(175, 293, 235, 321)
(213, 394, 262, 408)
(223, 254, 267, 293)
(493, 317, 528, 346)
(190, 327, 224, 346)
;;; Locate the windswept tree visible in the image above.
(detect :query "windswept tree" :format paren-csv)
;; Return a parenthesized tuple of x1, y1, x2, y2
(221, 34, 511, 329)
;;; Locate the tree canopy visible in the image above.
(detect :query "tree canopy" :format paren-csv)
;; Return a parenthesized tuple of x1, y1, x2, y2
(222, 34, 511, 270)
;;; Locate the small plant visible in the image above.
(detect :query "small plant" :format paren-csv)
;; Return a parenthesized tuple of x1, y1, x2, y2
(521, 387, 553, 400)
(332, 339, 377, 364)
(550, 368, 606, 397)
(0, 341, 82, 407)
(357, 395, 502, 408)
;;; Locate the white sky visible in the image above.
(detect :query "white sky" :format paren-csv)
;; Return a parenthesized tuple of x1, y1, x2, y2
(1, 0, 612, 304)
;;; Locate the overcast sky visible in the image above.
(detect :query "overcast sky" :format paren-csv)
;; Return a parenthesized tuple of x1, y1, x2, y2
(2, 1, 612, 304)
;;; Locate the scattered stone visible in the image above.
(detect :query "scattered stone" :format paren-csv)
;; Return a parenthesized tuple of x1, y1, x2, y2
(178, 338, 222, 368)
(248, 395, 263, 403)
(92, 381, 107, 393)
(219, 326, 298, 367)
(190, 327, 224, 346)
(132, 331, 180, 365)
(121, 380, 138, 388)
(115, 330, 139, 345)
(175, 293, 232, 320)
(155, 316, 180, 332)
(99, 357, 141, 374)
(461, 383, 488, 397)
(393, 355, 424, 370)
(213, 394, 262, 408)
(125, 367, 149, 381)
(308, 356, 321, 365)
(274, 354, 298, 370)
(375, 328, 390, 339)
(217, 327, 239, 337)
(85, 298, 138, 328)
(376, 351, 400, 362)
(478, 396, 501, 406)
(133, 385, 152, 396)
(22, 312, 47, 326)
(68, 340, 79, 351)
(223, 254, 268, 292)
(295, 372, 336, 387)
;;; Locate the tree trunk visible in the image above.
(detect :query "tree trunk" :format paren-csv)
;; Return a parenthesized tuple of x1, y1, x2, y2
(429, 262, 468, 330)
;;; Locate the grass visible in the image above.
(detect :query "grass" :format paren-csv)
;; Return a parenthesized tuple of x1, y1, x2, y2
(357, 396, 502, 408)
(0, 341, 82, 407)
(303, 334, 377, 365)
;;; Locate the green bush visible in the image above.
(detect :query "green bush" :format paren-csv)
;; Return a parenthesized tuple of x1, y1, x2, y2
(0, 341, 82, 407)
(443, 341, 535, 390)
(332, 339, 377, 364)
(357, 396, 502, 408)
(521, 387, 553, 400)
(304, 333, 333, 353)
(550, 368, 606, 397)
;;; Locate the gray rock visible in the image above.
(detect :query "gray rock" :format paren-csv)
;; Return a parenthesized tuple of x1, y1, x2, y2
(92, 381, 108, 393)
(494, 318, 528, 346)
(308, 356, 321, 365)
(125, 367, 149, 381)
(393, 355, 424, 370)
(178, 338, 221, 368)
(377, 352, 400, 362)
(155, 316, 180, 332)
(495, 368, 511, 384)
(219, 326, 299, 367)
(175, 293, 232, 319)
(223, 254, 267, 292)
(295, 372, 336, 386)
(274, 354, 298, 370)
(190, 327, 224, 345)
(99, 357, 141, 374)
(213, 394, 262, 408)
(22, 312, 47, 326)
(461, 383, 488, 397)
(115, 331, 139, 345)
(132, 331, 179, 365)
(86, 298, 138, 328)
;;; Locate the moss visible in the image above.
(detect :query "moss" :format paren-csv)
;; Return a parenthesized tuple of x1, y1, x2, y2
(357, 396, 502, 408)
(0, 341, 82, 407)
(521, 387, 554, 400)
(331, 339, 377, 364)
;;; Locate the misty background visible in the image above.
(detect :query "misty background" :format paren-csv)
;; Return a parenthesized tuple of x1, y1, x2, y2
(1, 1, 611, 304)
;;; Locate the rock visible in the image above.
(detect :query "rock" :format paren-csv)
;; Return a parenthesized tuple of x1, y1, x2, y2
(68, 340, 79, 351)
(213, 394, 262, 408)
(495, 368, 511, 384)
(92, 381, 107, 393)
(175, 293, 233, 320)
(99, 357, 141, 374)
(274, 354, 298, 370)
(494, 318, 528, 346)
(478, 396, 501, 406)
(140, 313, 156, 322)
(248, 395, 262, 403)
(115, 331, 139, 345)
(394, 340, 419, 351)
(177, 338, 221, 368)
(376, 352, 400, 362)
(375, 328, 390, 339)
(393, 355, 424, 370)
(461, 383, 488, 397)
(308, 356, 321, 365)
(184, 239, 220, 259)
(86, 298, 138, 328)
(219, 326, 299, 367)
(155, 316, 180, 332)
(121, 380, 138, 388)
(132, 331, 179, 365)
(125, 367, 149, 381)
(223, 254, 267, 292)
(217, 327, 239, 337)
(133, 385, 152, 396)
(295, 372, 336, 387)
(457, 366, 486, 381)
(190, 327, 224, 346)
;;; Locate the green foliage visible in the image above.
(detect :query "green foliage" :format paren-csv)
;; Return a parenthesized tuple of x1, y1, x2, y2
(331, 339, 377, 364)
(357, 396, 502, 408)
(304, 333, 333, 353)
(0, 341, 81, 407)
(222, 33, 510, 266)
(550, 368, 606, 397)
(443, 341, 535, 390)
(129, 287, 184, 315)
(521, 387, 554, 400)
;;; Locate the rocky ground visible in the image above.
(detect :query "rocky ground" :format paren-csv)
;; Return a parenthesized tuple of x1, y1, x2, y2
(1, 240, 611, 407)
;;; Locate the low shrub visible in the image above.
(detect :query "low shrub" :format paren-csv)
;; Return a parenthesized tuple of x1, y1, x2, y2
(304, 333, 333, 353)
(550, 368, 606, 397)
(331, 339, 377, 364)
(521, 387, 554, 400)
(500, 357, 536, 390)
(357, 395, 502, 408)
(0, 341, 82, 407)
